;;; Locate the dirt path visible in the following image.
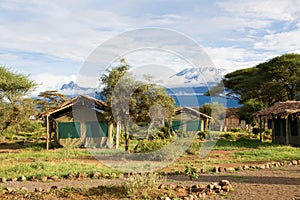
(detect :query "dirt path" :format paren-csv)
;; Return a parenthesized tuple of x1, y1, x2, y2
(1, 165, 300, 199)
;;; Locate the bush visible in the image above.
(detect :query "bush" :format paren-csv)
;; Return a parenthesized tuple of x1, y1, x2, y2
(123, 173, 165, 198)
(184, 164, 198, 180)
(252, 127, 260, 135)
(220, 132, 236, 140)
(230, 128, 241, 133)
(133, 139, 169, 153)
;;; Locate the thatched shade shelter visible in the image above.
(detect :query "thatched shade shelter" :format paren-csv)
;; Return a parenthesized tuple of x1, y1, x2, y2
(39, 95, 113, 150)
(172, 107, 211, 132)
(254, 101, 300, 145)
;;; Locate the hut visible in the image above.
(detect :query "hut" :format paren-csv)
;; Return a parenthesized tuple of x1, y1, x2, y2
(254, 101, 300, 145)
(39, 95, 113, 149)
(172, 107, 211, 133)
(223, 108, 242, 131)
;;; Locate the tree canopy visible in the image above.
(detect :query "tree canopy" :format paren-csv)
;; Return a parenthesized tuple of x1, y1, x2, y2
(35, 90, 66, 112)
(99, 59, 175, 151)
(0, 66, 36, 134)
(208, 53, 300, 123)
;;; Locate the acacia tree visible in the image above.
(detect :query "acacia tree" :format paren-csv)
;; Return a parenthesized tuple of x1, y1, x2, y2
(35, 90, 66, 111)
(208, 53, 300, 124)
(0, 67, 36, 134)
(99, 59, 175, 151)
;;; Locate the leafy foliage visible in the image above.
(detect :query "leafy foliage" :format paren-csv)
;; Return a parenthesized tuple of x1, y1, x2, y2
(99, 59, 175, 150)
(208, 53, 300, 124)
(133, 139, 169, 153)
(184, 164, 198, 180)
(0, 67, 37, 134)
(35, 90, 66, 111)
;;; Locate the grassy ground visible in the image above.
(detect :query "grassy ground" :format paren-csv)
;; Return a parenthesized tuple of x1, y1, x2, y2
(0, 133, 299, 179)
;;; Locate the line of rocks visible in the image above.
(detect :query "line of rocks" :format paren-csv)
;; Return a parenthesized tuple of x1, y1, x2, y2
(160, 159, 300, 175)
(159, 179, 233, 200)
(1, 160, 299, 184)
(4, 179, 233, 200)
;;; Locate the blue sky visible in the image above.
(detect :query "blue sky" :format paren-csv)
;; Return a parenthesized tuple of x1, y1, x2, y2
(0, 0, 300, 94)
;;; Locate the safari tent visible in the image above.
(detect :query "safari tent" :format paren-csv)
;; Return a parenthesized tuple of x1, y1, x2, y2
(172, 107, 211, 133)
(40, 95, 113, 149)
(255, 101, 300, 145)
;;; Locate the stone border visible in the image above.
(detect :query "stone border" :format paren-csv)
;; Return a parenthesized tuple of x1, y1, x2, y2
(1, 160, 299, 184)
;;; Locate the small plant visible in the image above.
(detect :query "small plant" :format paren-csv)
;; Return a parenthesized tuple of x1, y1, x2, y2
(133, 139, 169, 153)
(184, 164, 198, 180)
(123, 173, 165, 198)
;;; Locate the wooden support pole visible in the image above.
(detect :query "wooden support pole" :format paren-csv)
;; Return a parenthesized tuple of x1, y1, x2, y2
(46, 115, 49, 150)
(285, 117, 289, 145)
(271, 119, 275, 143)
(107, 122, 113, 148)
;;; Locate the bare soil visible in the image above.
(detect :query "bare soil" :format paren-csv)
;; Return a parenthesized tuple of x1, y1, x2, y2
(1, 165, 300, 199)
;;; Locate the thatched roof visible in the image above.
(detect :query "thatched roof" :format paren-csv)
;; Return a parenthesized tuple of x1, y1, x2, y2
(254, 101, 300, 119)
(175, 106, 211, 119)
(39, 95, 107, 117)
(226, 108, 239, 118)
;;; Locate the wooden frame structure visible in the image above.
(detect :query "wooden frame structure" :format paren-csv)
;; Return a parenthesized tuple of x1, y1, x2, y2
(254, 101, 300, 145)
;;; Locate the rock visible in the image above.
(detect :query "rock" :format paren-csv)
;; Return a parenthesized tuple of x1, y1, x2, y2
(118, 173, 124, 178)
(67, 173, 73, 179)
(212, 166, 219, 173)
(257, 165, 265, 169)
(225, 167, 235, 172)
(164, 197, 171, 200)
(1, 177, 7, 183)
(20, 187, 28, 191)
(184, 194, 195, 200)
(110, 173, 117, 178)
(219, 167, 225, 173)
(200, 168, 206, 174)
(242, 165, 249, 170)
(90, 172, 101, 178)
(219, 180, 231, 187)
(11, 177, 17, 182)
(168, 184, 176, 190)
(206, 183, 214, 190)
(198, 192, 206, 198)
(264, 164, 270, 169)
(29, 176, 37, 181)
(222, 185, 231, 192)
(291, 160, 298, 165)
(40, 176, 48, 182)
(18, 175, 26, 181)
(35, 187, 43, 192)
(235, 166, 243, 171)
(76, 172, 85, 179)
(49, 175, 59, 181)
(5, 187, 14, 193)
(50, 185, 58, 190)
(158, 184, 166, 190)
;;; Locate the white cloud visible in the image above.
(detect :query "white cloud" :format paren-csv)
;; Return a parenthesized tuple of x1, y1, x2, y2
(31, 73, 77, 96)
(217, 0, 300, 21)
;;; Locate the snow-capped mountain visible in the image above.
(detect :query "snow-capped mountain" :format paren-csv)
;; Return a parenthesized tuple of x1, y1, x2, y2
(59, 81, 96, 96)
(172, 67, 225, 85)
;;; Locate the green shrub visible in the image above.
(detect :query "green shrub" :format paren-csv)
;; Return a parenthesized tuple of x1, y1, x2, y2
(133, 139, 169, 153)
(186, 140, 201, 155)
(252, 127, 260, 135)
(220, 132, 236, 140)
(230, 128, 241, 133)
(123, 173, 165, 198)
(184, 164, 198, 180)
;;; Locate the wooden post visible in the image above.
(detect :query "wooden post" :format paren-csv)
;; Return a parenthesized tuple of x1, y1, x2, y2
(259, 116, 263, 142)
(46, 115, 49, 150)
(285, 117, 289, 145)
(115, 120, 121, 149)
(271, 119, 275, 143)
(107, 123, 113, 148)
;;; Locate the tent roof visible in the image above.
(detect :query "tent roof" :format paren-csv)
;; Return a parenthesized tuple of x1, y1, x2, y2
(254, 101, 300, 119)
(39, 95, 107, 117)
(175, 106, 212, 119)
